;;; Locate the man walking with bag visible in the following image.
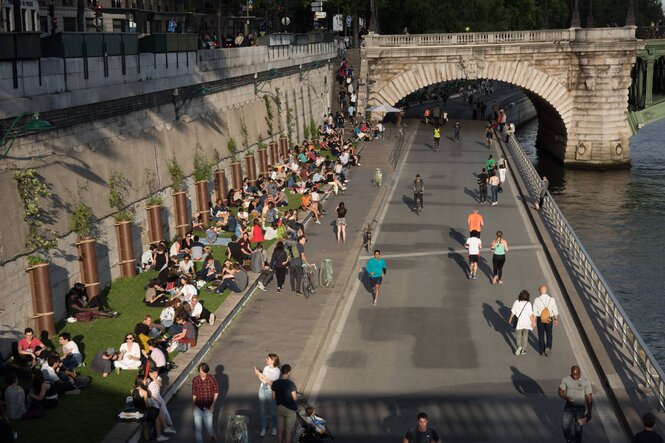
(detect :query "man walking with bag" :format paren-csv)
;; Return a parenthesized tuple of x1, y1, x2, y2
(533, 285, 559, 356)
(559, 365, 593, 443)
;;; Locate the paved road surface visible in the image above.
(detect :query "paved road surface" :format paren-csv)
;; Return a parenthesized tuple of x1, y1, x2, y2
(305, 120, 625, 442)
(162, 119, 625, 443)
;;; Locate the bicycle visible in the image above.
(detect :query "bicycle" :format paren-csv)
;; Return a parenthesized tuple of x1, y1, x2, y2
(413, 192, 423, 216)
(301, 263, 318, 299)
(362, 220, 376, 252)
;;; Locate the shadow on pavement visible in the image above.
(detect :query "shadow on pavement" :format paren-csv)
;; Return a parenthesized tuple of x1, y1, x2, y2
(446, 247, 467, 276)
(448, 228, 466, 246)
(482, 300, 514, 351)
(464, 186, 480, 203)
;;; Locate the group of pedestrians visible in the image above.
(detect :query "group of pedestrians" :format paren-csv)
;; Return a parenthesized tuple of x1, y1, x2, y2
(477, 154, 507, 206)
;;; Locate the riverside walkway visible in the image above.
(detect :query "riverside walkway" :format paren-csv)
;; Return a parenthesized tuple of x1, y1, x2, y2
(148, 119, 656, 442)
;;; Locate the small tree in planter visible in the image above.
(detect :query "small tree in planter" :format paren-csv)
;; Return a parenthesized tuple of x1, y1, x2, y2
(108, 170, 136, 277)
(193, 144, 213, 226)
(257, 134, 269, 177)
(15, 169, 57, 335)
(228, 138, 242, 190)
(168, 157, 189, 237)
(145, 169, 164, 244)
(69, 185, 101, 301)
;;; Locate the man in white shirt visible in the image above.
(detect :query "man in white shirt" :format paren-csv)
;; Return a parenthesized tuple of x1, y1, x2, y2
(58, 332, 83, 371)
(533, 285, 559, 356)
(464, 231, 482, 280)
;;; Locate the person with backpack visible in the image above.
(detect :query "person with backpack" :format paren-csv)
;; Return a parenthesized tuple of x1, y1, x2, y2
(289, 236, 309, 295)
(533, 285, 559, 357)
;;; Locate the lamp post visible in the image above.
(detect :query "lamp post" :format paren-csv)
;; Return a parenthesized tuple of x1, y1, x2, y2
(1, 112, 53, 158)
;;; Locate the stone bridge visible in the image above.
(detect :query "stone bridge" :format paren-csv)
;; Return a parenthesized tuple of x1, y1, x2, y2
(359, 27, 644, 168)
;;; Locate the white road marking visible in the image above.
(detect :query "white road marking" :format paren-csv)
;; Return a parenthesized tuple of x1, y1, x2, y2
(307, 129, 417, 405)
(358, 244, 543, 260)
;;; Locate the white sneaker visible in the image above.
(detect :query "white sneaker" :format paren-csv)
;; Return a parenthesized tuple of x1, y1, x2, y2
(156, 436, 170, 442)
(259, 429, 267, 437)
(66, 316, 77, 323)
(209, 313, 216, 326)
(257, 282, 266, 291)
(164, 427, 177, 434)
(515, 346, 522, 356)
(272, 428, 277, 436)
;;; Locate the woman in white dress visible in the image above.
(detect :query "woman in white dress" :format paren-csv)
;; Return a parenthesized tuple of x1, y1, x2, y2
(115, 333, 142, 370)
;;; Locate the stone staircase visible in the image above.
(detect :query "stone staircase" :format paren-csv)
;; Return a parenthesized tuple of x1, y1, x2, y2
(330, 48, 361, 113)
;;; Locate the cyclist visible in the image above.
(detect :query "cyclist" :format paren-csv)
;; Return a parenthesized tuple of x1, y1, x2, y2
(413, 174, 424, 212)
(433, 126, 441, 151)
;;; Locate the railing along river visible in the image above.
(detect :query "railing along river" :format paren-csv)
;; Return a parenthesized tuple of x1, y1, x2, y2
(504, 132, 665, 411)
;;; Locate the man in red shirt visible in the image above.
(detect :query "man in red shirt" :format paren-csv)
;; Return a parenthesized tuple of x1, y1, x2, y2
(192, 362, 219, 443)
(17, 327, 47, 367)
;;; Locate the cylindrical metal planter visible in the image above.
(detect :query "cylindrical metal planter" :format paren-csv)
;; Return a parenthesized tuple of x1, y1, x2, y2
(146, 205, 164, 244)
(269, 141, 279, 165)
(246, 154, 257, 184)
(172, 191, 189, 238)
(279, 136, 288, 159)
(27, 263, 56, 336)
(115, 221, 137, 278)
(214, 169, 228, 205)
(257, 148, 269, 177)
(195, 180, 211, 226)
(76, 237, 101, 300)
(230, 162, 242, 190)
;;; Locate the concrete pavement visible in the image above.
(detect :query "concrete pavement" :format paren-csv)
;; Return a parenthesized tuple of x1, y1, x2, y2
(161, 128, 405, 442)
(304, 120, 625, 442)
(161, 118, 625, 443)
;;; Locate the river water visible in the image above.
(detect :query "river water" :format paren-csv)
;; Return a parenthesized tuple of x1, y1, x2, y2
(516, 119, 665, 366)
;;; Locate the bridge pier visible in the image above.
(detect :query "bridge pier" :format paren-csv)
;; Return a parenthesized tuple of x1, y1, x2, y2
(361, 27, 643, 168)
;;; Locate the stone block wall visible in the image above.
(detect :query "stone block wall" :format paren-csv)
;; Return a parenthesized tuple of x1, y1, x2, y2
(0, 42, 335, 118)
(0, 64, 331, 332)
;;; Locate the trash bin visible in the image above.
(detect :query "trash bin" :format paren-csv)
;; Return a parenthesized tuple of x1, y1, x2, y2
(320, 259, 334, 288)
(225, 415, 249, 443)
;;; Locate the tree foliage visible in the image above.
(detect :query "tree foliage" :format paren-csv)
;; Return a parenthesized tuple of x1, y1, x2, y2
(373, 0, 662, 34)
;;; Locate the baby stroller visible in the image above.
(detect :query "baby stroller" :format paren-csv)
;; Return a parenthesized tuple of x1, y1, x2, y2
(296, 405, 335, 442)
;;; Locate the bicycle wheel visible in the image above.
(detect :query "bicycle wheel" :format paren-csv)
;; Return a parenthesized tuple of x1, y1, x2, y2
(302, 279, 312, 299)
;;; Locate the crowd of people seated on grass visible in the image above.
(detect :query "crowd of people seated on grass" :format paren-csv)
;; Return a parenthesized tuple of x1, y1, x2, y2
(1, 329, 88, 422)
(0, 127, 364, 433)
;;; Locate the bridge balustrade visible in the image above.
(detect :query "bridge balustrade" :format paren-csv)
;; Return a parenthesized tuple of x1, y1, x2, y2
(365, 29, 572, 47)
(505, 131, 665, 412)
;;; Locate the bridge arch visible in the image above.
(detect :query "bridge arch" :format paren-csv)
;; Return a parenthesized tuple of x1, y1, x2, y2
(368, 61, 572, 156)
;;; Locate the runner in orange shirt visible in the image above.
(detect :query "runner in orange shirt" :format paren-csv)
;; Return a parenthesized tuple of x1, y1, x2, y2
(467, 208, 484, 238)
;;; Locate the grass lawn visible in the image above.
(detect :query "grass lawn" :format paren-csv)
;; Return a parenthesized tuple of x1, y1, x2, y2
(8, 271, 229, 443)
(6, 189, 306, 442)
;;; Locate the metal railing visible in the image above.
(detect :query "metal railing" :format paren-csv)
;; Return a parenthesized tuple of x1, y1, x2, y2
(364, 29, 572, 47)
(504, 132, 665, 411)
(388, 127, 405, 170)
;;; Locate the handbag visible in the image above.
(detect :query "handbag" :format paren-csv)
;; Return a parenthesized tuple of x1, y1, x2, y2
(510, 302, 527, 330)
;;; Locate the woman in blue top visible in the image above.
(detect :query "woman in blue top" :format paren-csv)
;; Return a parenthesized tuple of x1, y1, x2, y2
(366, 249, 387, 306)
(490, 231, 509, 285)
